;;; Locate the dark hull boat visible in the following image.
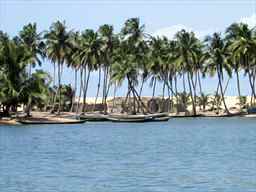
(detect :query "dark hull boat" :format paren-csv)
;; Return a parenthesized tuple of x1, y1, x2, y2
(107, 113, 170, 122)
(152, 116, 171, 121)
(18, 119, 86, 125)
(79, 113, 109, 121)
(106, 116, 153, 123)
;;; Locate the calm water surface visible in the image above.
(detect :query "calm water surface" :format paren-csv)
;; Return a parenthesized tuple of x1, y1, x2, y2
(0, 118, 256, 192)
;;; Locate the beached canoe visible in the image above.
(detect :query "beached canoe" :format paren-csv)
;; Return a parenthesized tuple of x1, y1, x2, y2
(79, 114, 109, 121)
(18, 119, 86, 125)
(107, 113, 170, 122)
(109, 113, 168, 119)
(106, 116, 153, 122)
(152, 116, 171, 121)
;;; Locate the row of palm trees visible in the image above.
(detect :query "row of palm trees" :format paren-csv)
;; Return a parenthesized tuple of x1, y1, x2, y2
(1, 18, 256, 116)
(0, 27, 51, 116)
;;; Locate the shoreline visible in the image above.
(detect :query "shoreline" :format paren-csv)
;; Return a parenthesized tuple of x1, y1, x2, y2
(1, 95, 255, 125)
(1, 111, 256, 125)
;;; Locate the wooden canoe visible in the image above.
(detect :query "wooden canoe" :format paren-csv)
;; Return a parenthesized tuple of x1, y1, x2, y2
(152, 116, 171, 121)
(106, 116, 153, 122)
(79, 114, 109, 121)
(18, 119, 86, 125)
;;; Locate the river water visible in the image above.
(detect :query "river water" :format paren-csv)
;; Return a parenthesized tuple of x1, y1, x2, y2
(0, 117, 256, 192)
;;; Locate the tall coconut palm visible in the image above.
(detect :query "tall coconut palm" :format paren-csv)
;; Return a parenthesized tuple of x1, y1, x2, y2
(98, 24, 115, 113)
(206, 33, 232, 114)
(175, 29, 201, 116)
(19, 23, 45, 114)
(77, 29, 102, 113)
(111, 41, 140, 114)
(45, 21, 72, 114)
(226, 23, 255, 105)
(148, 36, 163, 98)
(19, 23, 45, 76)
(118, 18, 148, 114)
(66, 31, 81, 112)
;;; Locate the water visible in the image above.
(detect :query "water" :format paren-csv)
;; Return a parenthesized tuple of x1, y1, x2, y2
(0, 118, 256, 192)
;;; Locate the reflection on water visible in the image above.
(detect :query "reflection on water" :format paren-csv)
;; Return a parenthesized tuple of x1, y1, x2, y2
(0, 118, 256, 192)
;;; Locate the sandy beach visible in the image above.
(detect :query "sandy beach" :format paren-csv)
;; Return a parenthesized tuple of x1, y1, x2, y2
(0, 95, 254, 125)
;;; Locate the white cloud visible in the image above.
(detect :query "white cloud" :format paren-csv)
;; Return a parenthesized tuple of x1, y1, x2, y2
(152, 14, 256, 40)
(239, 14, 256, 28)
(152, 24, 214, 40)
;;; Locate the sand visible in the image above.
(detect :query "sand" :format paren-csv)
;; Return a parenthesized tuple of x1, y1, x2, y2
(0, 96, 255, 125)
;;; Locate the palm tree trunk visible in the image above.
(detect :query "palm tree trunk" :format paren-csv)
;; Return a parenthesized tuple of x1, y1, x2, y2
(235, 71, 241, 107)
(82, 67, 87, 113)
(111, 82, 117, 113)
(82, 69, 91, 113)
(123, 87, 132, 113)
(76, 69, 83, 114)
(187, 72, 196, 116)
(57, 63, 62, 115)
(103, 67, 110, 114)
(53, 63, 56, 87)
(102, 66, 107, 105)
(50, 62, 57, 112)
(190, 74, 197, 110)
(198, 71, 202, 96)
(139, 78, 145, 97)
(217, 70, 230, 114)
(175, 74, 178, 96)
(131, 82, 136, 114)
(248, 72, 256, 103)
(168, 75, 172, 112)
(93, 67, 101, 112)
(174, 74, 179, 112)
(70, 69, 78, 112)
(51, 87, 59, 113)
(182, 73, 186, 93)
(161, 81, 166, 112)
(162, 81, 165, 99)
(25, 97, 32, 117)
(152, 78, 156, 98)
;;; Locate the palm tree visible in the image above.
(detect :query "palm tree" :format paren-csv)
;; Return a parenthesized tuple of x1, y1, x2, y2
(66, 31, 81, 112)
(19, 23, 45, 76)
(206, 33, 232, 114)
(19, 23, 45, 114)
(148, 36, 163, 99)
(111, 41, 140, 114)
(77, 29, 102, 113)
(0, 35, 30, 116)
(226, 23, 255, 105)
(98, 24, 115, 113)
(175, 29, 201, 116)
(117, 18, 148, 114)
(45, 21, 72, 114)
(19, 70, 51, 117)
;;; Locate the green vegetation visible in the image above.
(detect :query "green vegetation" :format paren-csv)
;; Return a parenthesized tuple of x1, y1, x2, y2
(0, 18, 256, 117)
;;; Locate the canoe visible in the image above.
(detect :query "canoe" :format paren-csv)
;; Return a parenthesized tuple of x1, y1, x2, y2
(247, 107, 256, 114)
(79, 114, 109, 121)
(106, 116, 153, 123)
(145, 112, 169, 118)
(152, 116, 171, 121)
(107, 113, 170, 122)
(18, 119, 86, 125)
(109, 113, 168, 119)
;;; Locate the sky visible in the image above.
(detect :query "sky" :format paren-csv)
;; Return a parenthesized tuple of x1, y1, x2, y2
(0, 0, 256, 96)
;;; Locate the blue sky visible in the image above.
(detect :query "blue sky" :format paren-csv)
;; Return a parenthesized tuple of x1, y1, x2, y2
(0, 0, 255, 96)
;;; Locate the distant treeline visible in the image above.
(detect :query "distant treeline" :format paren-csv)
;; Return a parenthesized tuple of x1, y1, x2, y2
(0, 18, 255, 116)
